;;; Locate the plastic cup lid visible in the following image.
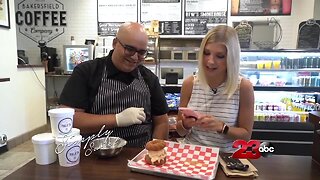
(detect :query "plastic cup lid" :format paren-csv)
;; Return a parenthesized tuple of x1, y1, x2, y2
(32, 133, 55, 145)
(48, 108, 75, 116)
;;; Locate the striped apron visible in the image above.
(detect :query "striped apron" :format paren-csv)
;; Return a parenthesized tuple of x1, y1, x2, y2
(90, 67, 152, 147)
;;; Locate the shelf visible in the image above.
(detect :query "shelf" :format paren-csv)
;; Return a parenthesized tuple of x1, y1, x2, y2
(159, 35, 204, 39)
(241, 49, 320, 53)
(0, 78, 10, 82)
(45, 74, 71, 77)
(160, 47, 200, 51)
(143, 61, 157, 65)
(253, 121, 314, 130)
(17, 64, 44, 68)
(160, 59, 197, 62)
(253, 86, 320, 92)
(240, 68, 320, 72)
(255, 110, 309, 114)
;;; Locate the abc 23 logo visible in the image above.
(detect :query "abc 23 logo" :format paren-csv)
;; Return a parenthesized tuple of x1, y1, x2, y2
(232, 140, 275, 159)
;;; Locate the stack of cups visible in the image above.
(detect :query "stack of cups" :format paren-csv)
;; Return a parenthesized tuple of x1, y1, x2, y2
(48, 108, 82, 167)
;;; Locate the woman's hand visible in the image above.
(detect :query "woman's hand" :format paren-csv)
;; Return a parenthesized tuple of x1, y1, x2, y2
(181, 114, 198, 130)
(196, 115, 224, 132)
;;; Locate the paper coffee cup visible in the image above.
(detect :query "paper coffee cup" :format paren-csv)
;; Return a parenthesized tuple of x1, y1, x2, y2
(55, 134, 82, 167)
(32, 133, 57, 165)
(48, 108, 75, 137)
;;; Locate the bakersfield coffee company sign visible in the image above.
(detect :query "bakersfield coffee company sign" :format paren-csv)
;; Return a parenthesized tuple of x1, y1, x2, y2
(15, 0, 67, 45)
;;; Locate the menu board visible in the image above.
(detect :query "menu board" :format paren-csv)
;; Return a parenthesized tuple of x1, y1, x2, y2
(297, 20, 320, 49)
(140, 0, 182, 35)
(185, 0, 227, 35)
(97, 0, 138, 36)
(231, 0, 292, 16)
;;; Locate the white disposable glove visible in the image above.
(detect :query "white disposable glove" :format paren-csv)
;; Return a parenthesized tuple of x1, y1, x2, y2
(115, 107, 146, 127)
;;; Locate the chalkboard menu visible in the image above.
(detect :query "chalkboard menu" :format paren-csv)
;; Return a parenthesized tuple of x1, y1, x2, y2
(140, 0, 182, 35)
(159, 21, 182, 35)
(98, 23, 123, 36)
(297, 20, 320, 49)
(185, 0, 227, 35)
(234, 21, 253, 49)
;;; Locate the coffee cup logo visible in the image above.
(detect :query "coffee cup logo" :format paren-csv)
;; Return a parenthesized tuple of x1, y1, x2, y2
(66, 145, 80, 163)
(58, 117, 73, 134)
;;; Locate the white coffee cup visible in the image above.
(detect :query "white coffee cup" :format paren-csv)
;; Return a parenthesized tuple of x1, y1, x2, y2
(55, 134, 82, 167)
(48, 108, 75, 137)
(32, 133, 57, 165)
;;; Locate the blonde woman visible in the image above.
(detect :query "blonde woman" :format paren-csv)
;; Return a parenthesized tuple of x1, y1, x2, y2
(176, 25, 254, 153)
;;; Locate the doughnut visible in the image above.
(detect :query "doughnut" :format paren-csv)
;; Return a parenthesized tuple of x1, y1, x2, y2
(144, 139, 167, 166)
(145, 139, 166, 151)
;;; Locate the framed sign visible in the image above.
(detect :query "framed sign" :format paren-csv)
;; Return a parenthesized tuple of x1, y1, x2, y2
(0, 0, 10, 29)
(231, 0, 292, 16)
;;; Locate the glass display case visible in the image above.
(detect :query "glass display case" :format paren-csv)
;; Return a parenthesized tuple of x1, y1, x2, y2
(240, 49, 320, 156)
(240, 49, 320, 123)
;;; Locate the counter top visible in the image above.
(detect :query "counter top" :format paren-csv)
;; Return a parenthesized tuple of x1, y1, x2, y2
(309, 111, 320, 165)
(4, 147, 320, 180)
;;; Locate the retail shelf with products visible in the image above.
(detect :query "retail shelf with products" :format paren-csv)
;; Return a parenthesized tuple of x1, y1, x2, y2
(145, 35, 159, 64)
(240, 49, 320, 122)
(143, 36, 159, 76)
(240, 49, 320, 156)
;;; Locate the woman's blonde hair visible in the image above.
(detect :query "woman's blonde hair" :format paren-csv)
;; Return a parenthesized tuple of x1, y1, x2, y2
(196, 25, 240, 99)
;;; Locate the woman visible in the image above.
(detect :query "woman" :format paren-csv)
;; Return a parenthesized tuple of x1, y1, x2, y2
(176, 25, 254, 153)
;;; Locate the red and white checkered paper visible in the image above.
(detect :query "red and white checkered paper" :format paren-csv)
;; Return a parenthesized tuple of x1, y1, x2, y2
(128, 141, 219, 180)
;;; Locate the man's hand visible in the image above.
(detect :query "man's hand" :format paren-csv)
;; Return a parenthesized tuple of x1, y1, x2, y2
(115, 107, 146, 127)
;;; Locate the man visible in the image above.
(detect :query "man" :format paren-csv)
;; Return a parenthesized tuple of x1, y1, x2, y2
(59, 22, 169, 147)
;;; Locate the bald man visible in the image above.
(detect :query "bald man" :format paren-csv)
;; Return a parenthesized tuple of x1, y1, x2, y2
(60, 22, 169, 147)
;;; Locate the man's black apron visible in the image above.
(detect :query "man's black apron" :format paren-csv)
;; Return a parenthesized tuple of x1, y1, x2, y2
(90, 67, 152, 147)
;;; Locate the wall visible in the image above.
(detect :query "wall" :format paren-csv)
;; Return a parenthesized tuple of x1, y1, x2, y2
(15, 0, 317, 99)
(314, 0, 320, 19)
(15, 0, 318, 66)
(15, 0, 98, 66)
(228, 0, 315, 49)
(0, 2, 46, 141)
